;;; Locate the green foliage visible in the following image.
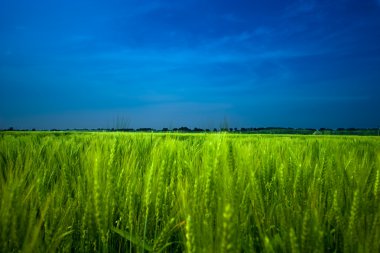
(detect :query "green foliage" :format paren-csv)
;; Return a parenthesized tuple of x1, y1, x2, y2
(0, 132, 379, 252)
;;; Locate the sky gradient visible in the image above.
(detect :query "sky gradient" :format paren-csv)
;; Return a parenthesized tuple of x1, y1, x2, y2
(1, 0, 380, 129)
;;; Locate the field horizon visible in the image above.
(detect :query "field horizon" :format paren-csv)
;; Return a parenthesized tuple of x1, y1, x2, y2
(2, 126, 380, 137)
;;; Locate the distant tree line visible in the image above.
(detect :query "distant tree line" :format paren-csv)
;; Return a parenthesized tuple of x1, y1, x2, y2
(2, 126, 380, 136)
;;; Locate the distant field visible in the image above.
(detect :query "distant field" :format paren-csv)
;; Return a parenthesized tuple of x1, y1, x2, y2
(0, 132, 379, 252)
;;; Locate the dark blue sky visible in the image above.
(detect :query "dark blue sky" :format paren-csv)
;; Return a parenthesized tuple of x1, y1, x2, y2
(1, 0, 380, 129)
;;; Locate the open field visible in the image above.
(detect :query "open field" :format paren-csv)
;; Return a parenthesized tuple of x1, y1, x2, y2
(0, 132, 379, 252)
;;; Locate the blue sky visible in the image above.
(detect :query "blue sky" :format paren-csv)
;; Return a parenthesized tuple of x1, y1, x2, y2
(1, 0, 379, 129)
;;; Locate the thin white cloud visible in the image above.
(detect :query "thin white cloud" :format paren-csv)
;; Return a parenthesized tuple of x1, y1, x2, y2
(283, 0, 317, 17)
(253, 27, 272, 36)
(87, 43, 327, 70)
(221, 13, 244, 23)
(283, 95, 369, 102)
(115, 1, 182, 20)
(236, 94, 370, 107)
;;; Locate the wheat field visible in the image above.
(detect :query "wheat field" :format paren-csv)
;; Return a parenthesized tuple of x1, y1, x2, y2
(0, 132, 379, 252)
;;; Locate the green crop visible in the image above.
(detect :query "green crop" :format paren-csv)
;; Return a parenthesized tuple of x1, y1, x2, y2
(0, 132, 379, 252)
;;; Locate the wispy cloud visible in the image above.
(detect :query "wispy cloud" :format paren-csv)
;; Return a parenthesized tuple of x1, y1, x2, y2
(87, 42, 328, 69)
(278, 95, 370, 102)
(221, 13, 245, 23)
(283, 0, 317, 17)
(112, 1, 167, 19)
